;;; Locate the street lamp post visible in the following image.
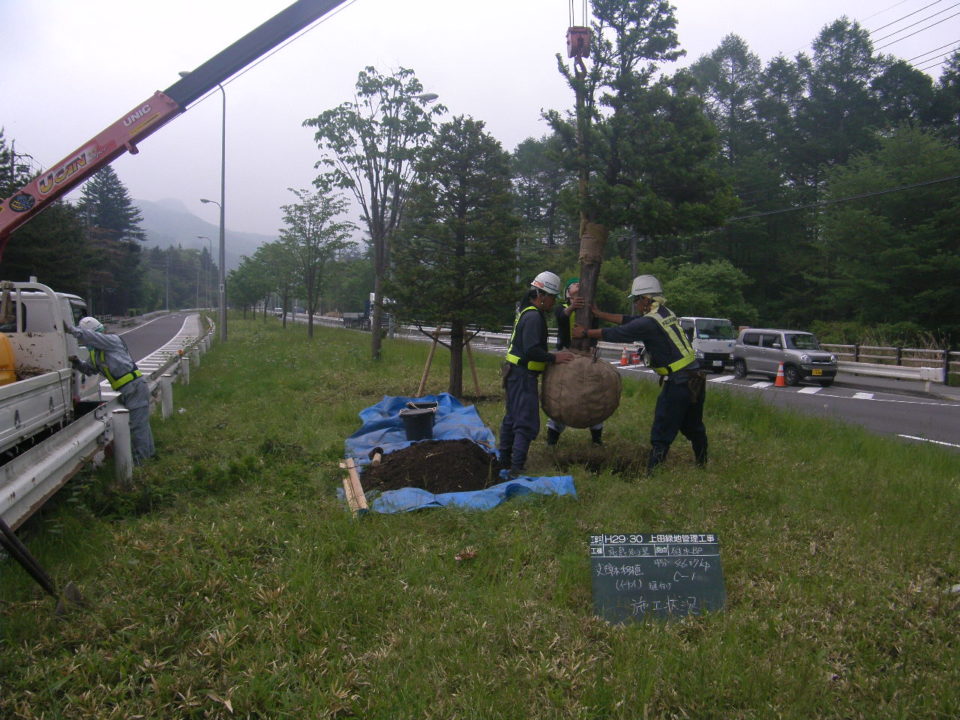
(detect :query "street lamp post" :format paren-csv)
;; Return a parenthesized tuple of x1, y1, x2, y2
(180, 71, 227, 342)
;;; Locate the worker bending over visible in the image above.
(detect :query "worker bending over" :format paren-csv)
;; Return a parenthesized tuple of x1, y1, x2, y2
(67, 316, 156, 465)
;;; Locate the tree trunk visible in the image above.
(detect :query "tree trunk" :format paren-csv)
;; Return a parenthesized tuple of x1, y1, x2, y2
(573, 220, 609, 352)
(448, 320, 465, 398)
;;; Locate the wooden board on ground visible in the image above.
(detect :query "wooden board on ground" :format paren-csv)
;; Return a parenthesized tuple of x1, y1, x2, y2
(339, 457, 368, 515)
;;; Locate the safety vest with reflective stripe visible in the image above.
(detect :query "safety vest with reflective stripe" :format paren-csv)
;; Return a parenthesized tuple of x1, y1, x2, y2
(646, 305, 696, 376)
(505, 305, 548, 372)
(94, 349, 143, 391)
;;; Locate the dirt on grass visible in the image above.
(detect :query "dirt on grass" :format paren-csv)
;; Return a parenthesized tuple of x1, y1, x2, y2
(360, 438, 501, 494)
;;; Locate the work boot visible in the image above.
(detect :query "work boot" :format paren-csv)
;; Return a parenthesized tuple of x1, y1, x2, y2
(546, 427, 560, 446)
(590, 428, 603, 446)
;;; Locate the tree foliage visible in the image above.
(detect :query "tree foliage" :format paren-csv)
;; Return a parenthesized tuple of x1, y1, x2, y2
(387, 116, 519, 397)
(279, 187, 355, 337)
(304, 67, 443, 359)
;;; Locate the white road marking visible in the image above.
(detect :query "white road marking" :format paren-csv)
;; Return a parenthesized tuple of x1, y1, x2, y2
(797, 387, 822, 394)
(853, 392, 874, 400)
(710, 375, 735, 383)
(751, 381, 773, 388)
(898, 434, 960, 449)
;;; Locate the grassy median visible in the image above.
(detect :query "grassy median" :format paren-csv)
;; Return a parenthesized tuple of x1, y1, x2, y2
(1, 315, 958, 719)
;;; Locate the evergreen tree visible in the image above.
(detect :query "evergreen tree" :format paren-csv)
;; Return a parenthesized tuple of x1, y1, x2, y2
(77, 166, 146, 315)
(387, 116, 519, 397)
(820, 128, 960, 338)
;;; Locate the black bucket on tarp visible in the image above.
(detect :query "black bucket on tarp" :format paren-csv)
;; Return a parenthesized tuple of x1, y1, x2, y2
(399, 407, 436, 441)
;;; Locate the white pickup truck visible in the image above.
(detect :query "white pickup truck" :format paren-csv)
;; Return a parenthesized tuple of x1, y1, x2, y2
(0, 279, 101, 458)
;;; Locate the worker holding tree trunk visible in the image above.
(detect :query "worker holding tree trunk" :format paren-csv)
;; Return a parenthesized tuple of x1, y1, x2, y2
(499, 271, 574, 478)
(546, 277, 605, 447)
(577, 275, 707, 474)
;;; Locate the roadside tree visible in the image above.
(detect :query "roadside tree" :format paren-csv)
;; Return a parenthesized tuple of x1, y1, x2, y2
(304, 67, 443, 360)
(279, 187, 355, 338)
(386, 116, 519, 398)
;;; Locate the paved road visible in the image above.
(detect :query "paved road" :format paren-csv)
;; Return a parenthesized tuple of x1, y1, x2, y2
(462, 332, 959, 451)
(611, 362, 960, 452)
(113, 313, 193, 362)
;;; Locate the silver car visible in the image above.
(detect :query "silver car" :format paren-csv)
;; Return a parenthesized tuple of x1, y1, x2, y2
(733, 328, 838, 387)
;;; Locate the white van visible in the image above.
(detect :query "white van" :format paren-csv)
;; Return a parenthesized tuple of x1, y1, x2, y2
(679, 317, 736, 373)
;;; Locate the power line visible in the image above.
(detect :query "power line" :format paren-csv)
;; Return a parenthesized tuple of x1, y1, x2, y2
(726, 173, 960, 223)
(875, 10, 960, 50)
(868, 0, 949, 35)
(906, 39, 960, 61)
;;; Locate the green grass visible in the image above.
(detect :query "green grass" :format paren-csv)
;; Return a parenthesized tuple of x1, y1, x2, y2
(1, 315, 958, 719)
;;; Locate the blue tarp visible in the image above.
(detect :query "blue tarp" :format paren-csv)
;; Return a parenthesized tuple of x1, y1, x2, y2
(344, 393, 576, 513)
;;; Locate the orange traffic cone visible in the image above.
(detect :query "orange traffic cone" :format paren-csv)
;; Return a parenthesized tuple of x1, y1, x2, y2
(620, 346, 629, 365)
(775, 362, 786, 387)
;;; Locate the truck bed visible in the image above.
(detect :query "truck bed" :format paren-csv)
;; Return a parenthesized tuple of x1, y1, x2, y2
(0, 368, 72, 456)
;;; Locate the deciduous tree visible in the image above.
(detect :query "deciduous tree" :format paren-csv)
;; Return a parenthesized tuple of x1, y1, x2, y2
(304, 67, 443, 359)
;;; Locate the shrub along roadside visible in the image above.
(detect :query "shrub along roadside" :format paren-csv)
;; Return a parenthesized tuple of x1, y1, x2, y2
(1, 316, 958, 719)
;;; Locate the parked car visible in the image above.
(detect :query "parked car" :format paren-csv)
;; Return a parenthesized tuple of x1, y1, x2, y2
(733, 328, 838, 386)
(679, 316, 736, 373)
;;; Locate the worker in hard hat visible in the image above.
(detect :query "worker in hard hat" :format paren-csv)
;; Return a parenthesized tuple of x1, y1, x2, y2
(546, 277, 604, 447)
(577, 274, 707, 473)
(66, 316, 156, 465)
(499, 271, 575, 477)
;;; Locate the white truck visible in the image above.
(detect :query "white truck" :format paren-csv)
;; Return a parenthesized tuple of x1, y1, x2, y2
(679, 316, 737, 373)
(0, 279, 101, 458)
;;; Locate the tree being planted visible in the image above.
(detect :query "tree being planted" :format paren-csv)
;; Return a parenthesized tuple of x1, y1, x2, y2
(547, 0, 734, 345)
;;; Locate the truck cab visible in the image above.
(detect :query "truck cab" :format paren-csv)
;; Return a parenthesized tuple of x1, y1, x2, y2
(0, 281, 101, 457)
(679, 316, 736, 373)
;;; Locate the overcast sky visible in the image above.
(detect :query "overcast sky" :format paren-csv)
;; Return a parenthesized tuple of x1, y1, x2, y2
(4, 0, 957, 239)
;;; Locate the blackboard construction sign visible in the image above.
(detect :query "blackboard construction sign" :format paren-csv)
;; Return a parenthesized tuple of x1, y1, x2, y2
(590, 533, 725, 623)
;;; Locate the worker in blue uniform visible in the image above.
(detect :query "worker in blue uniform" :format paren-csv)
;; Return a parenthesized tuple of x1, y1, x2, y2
(577, 274, 707, 473)
(499, 271, 574, 477)
(67, 316, 156, 465)
(546, 277, 604, 446)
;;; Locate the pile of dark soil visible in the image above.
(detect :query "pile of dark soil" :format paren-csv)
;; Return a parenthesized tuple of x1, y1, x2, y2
(361, 438, 500, 494)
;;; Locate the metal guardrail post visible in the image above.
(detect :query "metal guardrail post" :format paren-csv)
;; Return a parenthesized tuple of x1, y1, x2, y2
(191, 347, 200, 368)
(160, 374, 174, 419)
(111, 408, 133, 486)
(179, 356, 191, 385)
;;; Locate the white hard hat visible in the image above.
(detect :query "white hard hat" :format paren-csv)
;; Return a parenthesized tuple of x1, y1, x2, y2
(530, 271, 561, 296)
(628, 274, 662, 299)
(79, 316, 104, 333)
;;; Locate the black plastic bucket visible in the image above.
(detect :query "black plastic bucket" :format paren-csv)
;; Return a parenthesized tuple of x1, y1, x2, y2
(406, 401, 439, 411)
(399, 407, 436, 441)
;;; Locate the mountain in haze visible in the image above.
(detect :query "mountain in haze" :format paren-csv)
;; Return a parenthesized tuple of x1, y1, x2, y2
(135, 198, 277, 271)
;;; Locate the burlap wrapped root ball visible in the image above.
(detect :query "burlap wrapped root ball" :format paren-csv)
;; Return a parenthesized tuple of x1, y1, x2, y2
(541, 350, 622, 428)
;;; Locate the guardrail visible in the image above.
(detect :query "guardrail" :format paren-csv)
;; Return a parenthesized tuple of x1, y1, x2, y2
(823, 343, 956, 385)
(0, 313, 214, 531)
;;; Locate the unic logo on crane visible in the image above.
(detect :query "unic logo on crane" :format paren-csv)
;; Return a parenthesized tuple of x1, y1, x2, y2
(122, 104, 153, 128)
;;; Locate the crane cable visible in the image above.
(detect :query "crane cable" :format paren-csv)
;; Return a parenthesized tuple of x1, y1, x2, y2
(569, 0, 588, 28)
